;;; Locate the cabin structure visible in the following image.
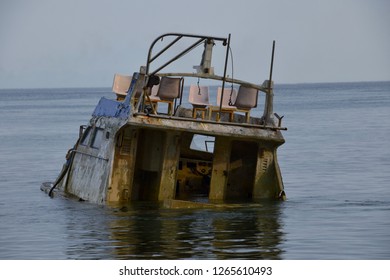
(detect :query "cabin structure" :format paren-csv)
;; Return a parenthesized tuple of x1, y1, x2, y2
(45, 33, 287, 207)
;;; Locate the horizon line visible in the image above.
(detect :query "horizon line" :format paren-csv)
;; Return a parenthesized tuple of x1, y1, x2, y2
(1, 80, 389, 91)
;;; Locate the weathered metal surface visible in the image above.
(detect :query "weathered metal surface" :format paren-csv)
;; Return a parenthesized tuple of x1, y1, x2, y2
(208, 137, 230, 201)
(129, 113, 285, 146)
(48, 33, 287, 207)
(58, 117, 124, 204)
(92, 97, 131, 119)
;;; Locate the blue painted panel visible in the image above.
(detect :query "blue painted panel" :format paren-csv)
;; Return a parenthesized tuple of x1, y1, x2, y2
(92, 98, 131, 119)
(91, 72, 141, 119)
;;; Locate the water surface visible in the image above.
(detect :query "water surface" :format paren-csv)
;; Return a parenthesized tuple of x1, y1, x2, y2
(0, 82, 389, 259)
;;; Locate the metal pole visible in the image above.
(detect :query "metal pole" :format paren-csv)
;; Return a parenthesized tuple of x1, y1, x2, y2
(268, 40, 275, 91)
(263, 40, 276, 122)
(218, 33, 231, 121)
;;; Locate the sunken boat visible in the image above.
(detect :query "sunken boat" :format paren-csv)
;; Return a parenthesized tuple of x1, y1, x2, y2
(43, 33, 287, 207)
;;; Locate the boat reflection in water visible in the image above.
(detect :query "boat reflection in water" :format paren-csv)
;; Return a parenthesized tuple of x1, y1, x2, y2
(61, 202, 284, 259)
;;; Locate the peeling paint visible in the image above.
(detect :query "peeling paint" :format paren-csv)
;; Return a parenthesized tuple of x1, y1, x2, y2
(50, 33, 287, 207)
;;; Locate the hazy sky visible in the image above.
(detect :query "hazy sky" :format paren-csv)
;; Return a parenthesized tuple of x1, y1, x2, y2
(1, 0, 389, 88)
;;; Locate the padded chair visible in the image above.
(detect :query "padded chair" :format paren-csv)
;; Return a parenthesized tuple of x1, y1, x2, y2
(188, 85, 211, 119)
(148, 76, 183, 115)
(208, 87, 237, 121)
(151, 84, 159, 97)
(217, 87, 237, 109)
(233, 85, 258, 122)
(112, 74, 132, 101)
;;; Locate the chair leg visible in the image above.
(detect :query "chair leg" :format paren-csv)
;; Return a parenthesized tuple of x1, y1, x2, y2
(168, 102, 173, 115)
(229, 111, 234, 122)
(193, 108, 207, 119)
(208, 108, 213, 120)
(245, 111, 250, 123)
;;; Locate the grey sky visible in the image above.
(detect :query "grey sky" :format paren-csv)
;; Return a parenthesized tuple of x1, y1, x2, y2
(1, 0, 389, 88)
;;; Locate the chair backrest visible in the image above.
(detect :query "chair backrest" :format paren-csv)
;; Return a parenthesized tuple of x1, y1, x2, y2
(234, 85, 258, 109)
(157, 76, 183, 100)
(217, 87, 237, 109)
(188, 85, 210, 106)
(151, 84, 159, 96)
(112, 74, 132, 96)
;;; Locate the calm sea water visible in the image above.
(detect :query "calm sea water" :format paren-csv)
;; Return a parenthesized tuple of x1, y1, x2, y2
(0, 82, 389, 259)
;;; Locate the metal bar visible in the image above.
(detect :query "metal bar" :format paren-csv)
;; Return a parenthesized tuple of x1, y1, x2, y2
(174, 77, 184, 115)
(150, 38, 205, 75)
(263, 41, 276, 122)
(157, 72, 270, 93)
(133, 112, 287, 131)
(146, 33, 227, 75)
(144, 90, 157, 115)
(268, 40, 275, 91)
(149, 36, 183, 63)
(218, 33, 231, 121)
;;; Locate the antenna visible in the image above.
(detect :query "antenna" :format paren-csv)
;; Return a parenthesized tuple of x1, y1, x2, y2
(268, 40, 275, 92)
(262, 40, 276, 122)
